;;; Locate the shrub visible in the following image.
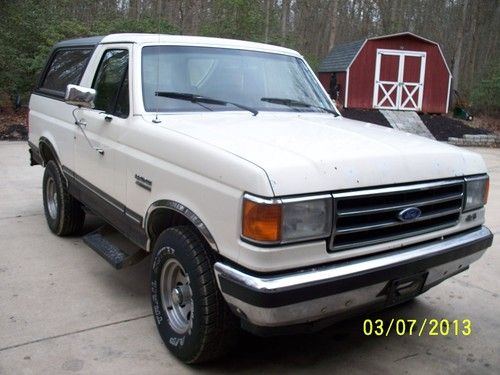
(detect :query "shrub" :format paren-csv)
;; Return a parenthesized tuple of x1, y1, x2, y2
(470, 60, 500, 115)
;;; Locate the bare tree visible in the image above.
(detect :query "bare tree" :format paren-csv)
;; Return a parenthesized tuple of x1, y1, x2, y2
(264, 0, 271, 43)
(128, 0, 140, 19)
(281, 0, 290, 40)
(1, 0, 499, 104)
(451, 0, 470, 95)
(327, 0, 340, 51)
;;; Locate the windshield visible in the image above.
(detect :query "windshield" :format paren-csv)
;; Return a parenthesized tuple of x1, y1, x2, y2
(142, 46, 335, 114)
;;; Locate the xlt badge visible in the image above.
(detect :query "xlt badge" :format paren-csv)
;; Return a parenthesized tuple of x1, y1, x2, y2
(135, 174, 152, 191)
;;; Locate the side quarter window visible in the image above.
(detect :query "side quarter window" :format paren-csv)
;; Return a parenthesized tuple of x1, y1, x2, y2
(40, 48, 92, 96)
(92, 49, 129, 118)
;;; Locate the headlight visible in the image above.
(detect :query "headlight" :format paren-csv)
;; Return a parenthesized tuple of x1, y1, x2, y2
(464, 175, 489, 212)
(282, 198, 332, 241)
(242, 194, 332, 244)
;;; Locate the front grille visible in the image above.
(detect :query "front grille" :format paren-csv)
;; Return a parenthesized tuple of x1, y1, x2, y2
(329, 179, 464, 251)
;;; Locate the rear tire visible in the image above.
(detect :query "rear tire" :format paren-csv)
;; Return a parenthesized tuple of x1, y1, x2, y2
(150, 226, 238, 363)
(42, 160, 85, 236)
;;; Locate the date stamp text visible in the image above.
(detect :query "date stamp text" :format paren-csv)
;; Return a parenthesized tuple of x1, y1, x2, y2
(363, 318, 472, 336)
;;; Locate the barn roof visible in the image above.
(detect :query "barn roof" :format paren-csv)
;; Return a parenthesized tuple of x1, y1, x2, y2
(318, 31, 451, 75)
(318, 39, 364, 72)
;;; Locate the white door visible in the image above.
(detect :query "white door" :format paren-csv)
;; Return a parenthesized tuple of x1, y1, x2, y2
(373, 49, 426, 111)
(74, 45, 131, 204)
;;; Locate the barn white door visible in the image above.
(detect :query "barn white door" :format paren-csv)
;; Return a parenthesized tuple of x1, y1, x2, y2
(373, 49, 426, 111)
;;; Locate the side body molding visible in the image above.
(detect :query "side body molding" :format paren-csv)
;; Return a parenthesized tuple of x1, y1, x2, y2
(144, 200, 219, 252)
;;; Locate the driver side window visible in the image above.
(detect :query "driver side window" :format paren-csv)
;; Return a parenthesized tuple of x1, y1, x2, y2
(92, 49, 129, 118)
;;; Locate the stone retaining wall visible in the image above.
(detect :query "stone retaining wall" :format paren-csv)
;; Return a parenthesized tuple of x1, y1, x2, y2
(448, 134, 500, 148)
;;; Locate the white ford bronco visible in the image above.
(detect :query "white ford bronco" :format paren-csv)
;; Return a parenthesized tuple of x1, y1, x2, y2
(28, 34, 493, 363)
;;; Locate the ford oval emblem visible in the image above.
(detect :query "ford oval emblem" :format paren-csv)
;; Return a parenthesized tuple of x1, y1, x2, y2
(398, 207, 422, 222)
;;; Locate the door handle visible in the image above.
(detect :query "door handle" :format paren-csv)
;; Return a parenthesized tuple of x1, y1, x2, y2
(98, 111, 113, 123)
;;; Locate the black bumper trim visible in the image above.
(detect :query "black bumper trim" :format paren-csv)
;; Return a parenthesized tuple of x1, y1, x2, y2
(218, 228, 493, 308)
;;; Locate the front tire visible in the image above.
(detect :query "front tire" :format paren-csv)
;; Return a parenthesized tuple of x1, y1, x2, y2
(42, 160, 85, 236)
(150, 226, 238, 363)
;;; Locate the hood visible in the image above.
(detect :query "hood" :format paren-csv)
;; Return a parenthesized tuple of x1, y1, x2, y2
(152, 112, 487, 196)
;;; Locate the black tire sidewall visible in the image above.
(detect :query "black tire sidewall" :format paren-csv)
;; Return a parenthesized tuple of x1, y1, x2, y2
(42, 161, 64, 234)
(150, 228, 211, 362)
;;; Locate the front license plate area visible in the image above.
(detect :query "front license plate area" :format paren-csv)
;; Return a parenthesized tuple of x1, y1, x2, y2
(386, 272, 428, 305)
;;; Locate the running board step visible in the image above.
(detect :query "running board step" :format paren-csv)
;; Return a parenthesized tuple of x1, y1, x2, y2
(83, 225, 148, 269)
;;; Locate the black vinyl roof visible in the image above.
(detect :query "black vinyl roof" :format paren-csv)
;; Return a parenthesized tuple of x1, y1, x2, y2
(318, 39, 364, 73)
(53, 36, 105, 49)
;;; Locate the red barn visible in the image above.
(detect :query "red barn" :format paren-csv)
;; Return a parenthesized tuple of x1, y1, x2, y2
(318, 32, 452, 113)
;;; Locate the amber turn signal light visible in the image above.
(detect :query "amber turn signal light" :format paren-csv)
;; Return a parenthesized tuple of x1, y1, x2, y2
(484, 177, 490, 205)
(242, 198, 282, 242)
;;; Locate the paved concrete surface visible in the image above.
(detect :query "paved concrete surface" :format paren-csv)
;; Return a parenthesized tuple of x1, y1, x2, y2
(0, 141, 499, 375)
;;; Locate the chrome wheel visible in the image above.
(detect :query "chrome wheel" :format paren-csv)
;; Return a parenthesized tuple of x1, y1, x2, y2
(46, 176, 58, 220)
(160, 258, 193, 334)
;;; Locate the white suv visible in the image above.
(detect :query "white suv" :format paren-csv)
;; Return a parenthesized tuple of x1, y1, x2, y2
(28, 34, 493, 363)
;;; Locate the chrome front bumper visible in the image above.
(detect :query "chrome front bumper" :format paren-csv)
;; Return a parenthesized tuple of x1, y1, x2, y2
(214, 226, 493, 330)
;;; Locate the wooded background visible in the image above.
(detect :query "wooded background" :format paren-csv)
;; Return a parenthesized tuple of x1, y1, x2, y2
(0, 0, 498, 114)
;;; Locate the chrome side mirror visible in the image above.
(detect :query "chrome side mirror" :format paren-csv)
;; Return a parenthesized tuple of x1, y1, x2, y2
(64, 84, 96, 108)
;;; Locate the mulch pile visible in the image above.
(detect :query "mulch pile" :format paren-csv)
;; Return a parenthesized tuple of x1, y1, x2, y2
(340, 108, 495, 142)
(419, 114, 491, 141)
(340, 108, 392, 128)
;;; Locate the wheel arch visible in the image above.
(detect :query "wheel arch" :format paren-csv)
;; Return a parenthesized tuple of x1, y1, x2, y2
(38, 136, 61, 167)
(144, 200, 219, 253)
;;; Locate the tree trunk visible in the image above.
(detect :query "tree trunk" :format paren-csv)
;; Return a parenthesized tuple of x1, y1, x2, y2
(451, 0, 470, 96)
(464, 0, 480, 93)
(264, 0, 271, 43)
(327, 0, 340, 51)
(281, 0, 290, 40)
(389, 0, 398, 32)
(128, 0, 137, 19)
(179, 0, 185, 34)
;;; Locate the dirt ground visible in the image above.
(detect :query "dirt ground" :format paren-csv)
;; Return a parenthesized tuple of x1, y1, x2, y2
(340, 108, 392, 127)
(470, 115, 500, 134)
(0, 108, 28, 141)
(420, 114, 493, 141)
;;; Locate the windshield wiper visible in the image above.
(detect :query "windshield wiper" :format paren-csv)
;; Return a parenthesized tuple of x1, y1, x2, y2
(261, 97, 338, 116)
(156, 92, 258, 116)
